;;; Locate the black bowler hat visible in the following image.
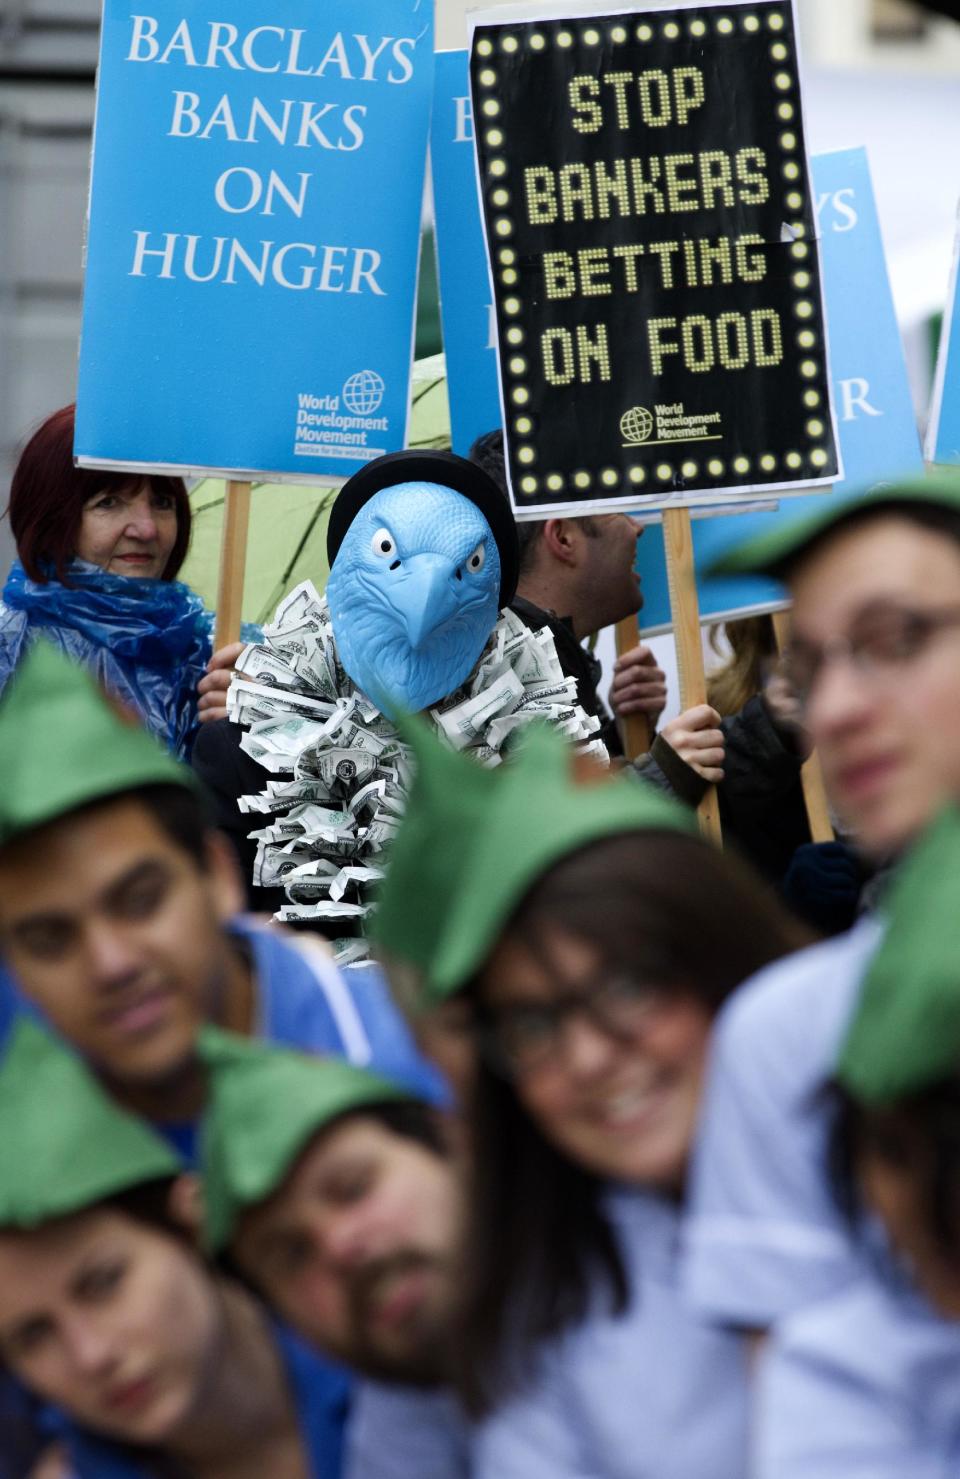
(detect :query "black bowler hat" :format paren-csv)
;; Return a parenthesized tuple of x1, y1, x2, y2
(326, 450, 520, 609)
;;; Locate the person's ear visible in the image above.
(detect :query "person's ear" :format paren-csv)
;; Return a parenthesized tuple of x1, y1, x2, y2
(541, 518, 580, 567)
(168, 1172, 205, 1241)
(202, 828, 246, 922)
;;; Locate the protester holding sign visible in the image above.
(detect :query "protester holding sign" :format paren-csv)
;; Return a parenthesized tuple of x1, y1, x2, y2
(0, 405, 210, 757)
(0, 1019, 351, 1478)
(362, 721, 802, 1478)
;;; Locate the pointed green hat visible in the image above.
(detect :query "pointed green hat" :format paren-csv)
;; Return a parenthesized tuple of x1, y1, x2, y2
(708, 470, 960, 580)
(396, 722, 696, 1004)
(837, 806, 960, 1104)
(370, 717, 492, 979)
(198, 1027, 420, 1253)
(0, 1018, 181, 1229)
(0, 641, 194, 846)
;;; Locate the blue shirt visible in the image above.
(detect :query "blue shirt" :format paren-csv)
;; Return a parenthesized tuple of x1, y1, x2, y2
(65, 1320, 351, 1478)
(756, 1280, 960, 1478)
(150, 917, 448, 1162)
(346, 1191, 749, 1479)
(683, 915, 884, 1328)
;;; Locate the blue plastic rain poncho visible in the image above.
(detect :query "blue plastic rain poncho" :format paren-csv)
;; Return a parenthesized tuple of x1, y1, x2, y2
(0, 559, 212, 757)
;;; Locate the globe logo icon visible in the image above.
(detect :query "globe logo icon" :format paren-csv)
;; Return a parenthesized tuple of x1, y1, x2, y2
(620, 406, 655, 444)
(343, 369, 385, 415)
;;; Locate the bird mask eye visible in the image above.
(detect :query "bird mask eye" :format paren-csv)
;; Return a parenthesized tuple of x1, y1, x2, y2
(371, 528, 396, 560)
(466, 543, 486, 574)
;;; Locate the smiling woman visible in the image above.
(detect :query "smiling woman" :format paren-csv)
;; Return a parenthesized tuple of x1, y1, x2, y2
(0, 405, 212, 756)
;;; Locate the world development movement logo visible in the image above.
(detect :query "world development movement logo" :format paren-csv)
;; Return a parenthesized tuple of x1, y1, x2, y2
(343, 369, 385, 416)
(620, 407, 654, 445)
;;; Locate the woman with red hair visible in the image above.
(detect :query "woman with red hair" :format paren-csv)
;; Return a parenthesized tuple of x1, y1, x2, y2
(0, 405, 212, 755)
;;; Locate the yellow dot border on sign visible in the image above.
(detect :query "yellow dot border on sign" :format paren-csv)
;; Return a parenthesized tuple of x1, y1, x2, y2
(795, 300, 814, 319)
(783, 161, 800, 181)
(501, 34, 518, 52)
(492, 187, 509, 207)
(574, 470, 592, 490)
(499, 246, 515, 265)
(511, 386, 529, 405)
(786, 191, 804, 212)
(771, 42, 789, 61)
(518, 445, 535, 464)
(733, 456, 751, 475)
(797, 329, 817, 349)
(708, 459, 725, 477)
(760, 454, 777, 473)
(628, 466, 647, 485)
(529, 32, 546, 51)
(769, 11, 786, 29)
(786, 451, 802, 470)
(489, 159, 507, 178)
(556, 29, 573, 47)
(506, 326, 524, 345)
(486, 128, 503, 148)
(479, 68, 496, 87)
(475, 37, 493, 57)
(495, 218, 512, 238)
(800, 360, 818, 379)
(509, 355, 526, 375)
(482, 98, 500, 118)
(716, 17, 735, 34)
(778, 101, 794, 121)
(774, 71, 792, 91)
(810, 448, 829, 469)
(806, 419, 825, 439)
(743, 14, 761, 32)
(793, 270, 811, 289)
(601, 468, 619, 487)
(690, 18, 707, 37)
(780, 130, 797, 149)
(610, 25, 628, 44)
(791, 241, 809, 260)
(547, 473, 564, 493)
(515, 416, 532, 435)
(583, 27, 601, 45)
(636, 22, 654, 41)
(682, 460, 698, 479)
(804, 389, 820, 409)
(520, 476, 538, 496)
(657, 463, 673, 483)
(663, 21, 681, 39)
(501, 268, 517, 286)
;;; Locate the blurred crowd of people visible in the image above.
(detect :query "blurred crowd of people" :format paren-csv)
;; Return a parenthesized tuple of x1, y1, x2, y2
(1, 407, 960, 1477)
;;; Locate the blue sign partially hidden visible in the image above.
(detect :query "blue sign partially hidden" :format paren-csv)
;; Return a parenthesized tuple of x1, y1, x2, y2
(431, 50, 500, 456)
(927, 221, 960, 469)
(636, 148, 922, 631)
(76, 3, 433, 482)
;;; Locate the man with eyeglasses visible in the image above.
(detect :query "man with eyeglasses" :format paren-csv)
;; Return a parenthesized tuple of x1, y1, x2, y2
(682, 471, 960, 1466)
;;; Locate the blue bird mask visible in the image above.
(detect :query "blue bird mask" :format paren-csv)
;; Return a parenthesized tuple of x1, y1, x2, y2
(326, 481, 503, 718)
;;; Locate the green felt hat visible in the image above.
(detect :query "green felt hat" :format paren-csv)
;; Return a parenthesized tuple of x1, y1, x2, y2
(0, 1019, 181, 1229)
(0, 640, 194, 846)
(199, 1028, 417, 1253)
(371, 718, 492, 981)
(416, 722, 697, 1002)
(837, 807, 960, 1104)
(708, 470, 960, 580)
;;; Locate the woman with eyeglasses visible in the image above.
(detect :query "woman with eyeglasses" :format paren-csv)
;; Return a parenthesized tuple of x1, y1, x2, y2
(373, 723, 805, 1479)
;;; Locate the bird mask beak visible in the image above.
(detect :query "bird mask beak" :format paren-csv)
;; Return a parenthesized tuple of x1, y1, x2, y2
(387, 553, 463, 651)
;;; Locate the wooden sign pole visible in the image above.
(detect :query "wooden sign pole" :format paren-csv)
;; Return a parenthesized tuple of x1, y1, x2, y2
(662, 508, 722, 844)
(770, 610, 835, 843)
(614, 616, 653, 759)
(214, 480, 252, 650)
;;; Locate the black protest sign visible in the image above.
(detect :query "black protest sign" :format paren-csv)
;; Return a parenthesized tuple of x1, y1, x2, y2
(470, 2, 840, 515)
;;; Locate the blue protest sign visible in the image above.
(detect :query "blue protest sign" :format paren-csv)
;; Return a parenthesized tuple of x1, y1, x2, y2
(431, 50, 501, 455)
(75, 4, 433, 482)
(635, 148, 922, 631)
(927, 223, 960, 468)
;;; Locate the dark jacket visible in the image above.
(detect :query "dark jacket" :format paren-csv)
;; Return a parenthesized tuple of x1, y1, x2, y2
(510, 596, 623, 757)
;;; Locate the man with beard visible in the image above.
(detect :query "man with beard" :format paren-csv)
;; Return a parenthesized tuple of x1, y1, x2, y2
(198, 1029, 470, 1476)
